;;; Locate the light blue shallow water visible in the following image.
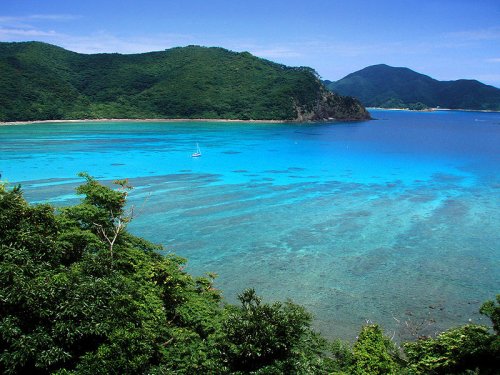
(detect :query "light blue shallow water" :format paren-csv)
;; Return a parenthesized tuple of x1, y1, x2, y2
(1, 109, 499, 341)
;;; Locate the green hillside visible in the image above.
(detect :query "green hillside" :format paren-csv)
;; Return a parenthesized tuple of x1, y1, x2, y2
(0, 41, 369, 122)
(325, 64, 500, 111)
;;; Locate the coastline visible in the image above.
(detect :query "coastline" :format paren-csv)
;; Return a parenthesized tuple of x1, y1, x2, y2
(0, 116, 373, 126)
(0, 118, 290, 126)
(367, 107, 500, 113)
(2, 108, 497, 127)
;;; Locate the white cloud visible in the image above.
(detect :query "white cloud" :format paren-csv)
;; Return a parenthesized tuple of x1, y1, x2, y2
(0, 14, 80, 41)
(0, 12, 195, 54)
(58, 33, 188, 54)
(0, 13, 433, 59)
(246, 47, 301, 59)
(228, 39, 409, 62)
(0, 27, 59, 38)
(0, 14, 79, 24)
(28, 14, 80, 21)
(0, 29, 197, 54)
(445, 27, 500, 41)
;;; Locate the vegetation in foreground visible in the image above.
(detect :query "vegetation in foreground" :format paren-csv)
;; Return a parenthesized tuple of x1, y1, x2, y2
(0, 41, 369, 122)
(0, 175, 498, 374)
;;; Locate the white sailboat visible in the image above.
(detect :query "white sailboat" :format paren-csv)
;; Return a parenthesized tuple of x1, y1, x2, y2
(191, 143, 201, 157)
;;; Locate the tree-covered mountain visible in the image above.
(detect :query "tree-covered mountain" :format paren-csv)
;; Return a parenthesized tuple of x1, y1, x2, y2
(0, 41, 369, 122)
(325, 64, 500, 111)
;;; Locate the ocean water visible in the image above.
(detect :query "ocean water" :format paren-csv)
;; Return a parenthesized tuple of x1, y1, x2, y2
(1, 109, 499, 341)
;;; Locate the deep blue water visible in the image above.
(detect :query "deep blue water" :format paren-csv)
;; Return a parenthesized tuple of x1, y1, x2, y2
(1, 109, 499, 341)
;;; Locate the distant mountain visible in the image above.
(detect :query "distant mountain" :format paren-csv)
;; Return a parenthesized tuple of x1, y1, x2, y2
(0, 41, 369, 122)
(325, 64, 500, 111)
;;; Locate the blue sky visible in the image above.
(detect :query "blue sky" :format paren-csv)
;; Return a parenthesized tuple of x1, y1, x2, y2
(1, 0, 500, 86)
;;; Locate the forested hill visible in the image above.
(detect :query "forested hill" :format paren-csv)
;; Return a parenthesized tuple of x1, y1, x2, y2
(0, 41, 369, 122)
(325, 64, 500, 111)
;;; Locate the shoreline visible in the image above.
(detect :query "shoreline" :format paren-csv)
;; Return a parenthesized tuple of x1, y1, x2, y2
(0, 118, 291, 126)
(0, 116, 372, 126)
(1, 107, 497, 126)
(367, 107, 500, 113)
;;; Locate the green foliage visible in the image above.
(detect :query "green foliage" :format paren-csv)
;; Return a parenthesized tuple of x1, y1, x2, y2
(0, 175, 339, 374)
(0, 176, 222, 374)
(407, 102, 429, 111)
(404, 324, 497, 374)
(480, 295, 500, 334)
(480, 295, 500, 357)
(219, 288, 333, 374)
(327, 64, 500, 110)
(0, 41, 369, 122)
(0, 176, 498, 373)
(350, 324, 403, 375)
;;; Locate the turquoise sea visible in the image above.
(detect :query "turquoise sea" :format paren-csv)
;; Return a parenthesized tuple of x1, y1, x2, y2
(1, 109, 499, 341)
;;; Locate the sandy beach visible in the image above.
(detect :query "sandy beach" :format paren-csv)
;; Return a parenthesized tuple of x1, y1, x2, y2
(2, 108, 498, 127)
(0, 118, 289, 126)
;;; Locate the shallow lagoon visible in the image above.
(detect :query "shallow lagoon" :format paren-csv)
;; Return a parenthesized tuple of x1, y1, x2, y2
(1, 109, 499, 340)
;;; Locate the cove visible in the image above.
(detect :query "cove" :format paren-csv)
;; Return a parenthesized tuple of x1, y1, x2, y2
(1, 109, 499, 340)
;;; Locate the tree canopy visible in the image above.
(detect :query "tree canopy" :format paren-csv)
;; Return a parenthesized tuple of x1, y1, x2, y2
(0, 176, 498, 373)
(0, 42, 369, 122)
(326, 64, 500, 111)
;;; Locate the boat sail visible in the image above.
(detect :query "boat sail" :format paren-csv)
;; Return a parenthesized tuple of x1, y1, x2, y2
(192, 143, 201, 157)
